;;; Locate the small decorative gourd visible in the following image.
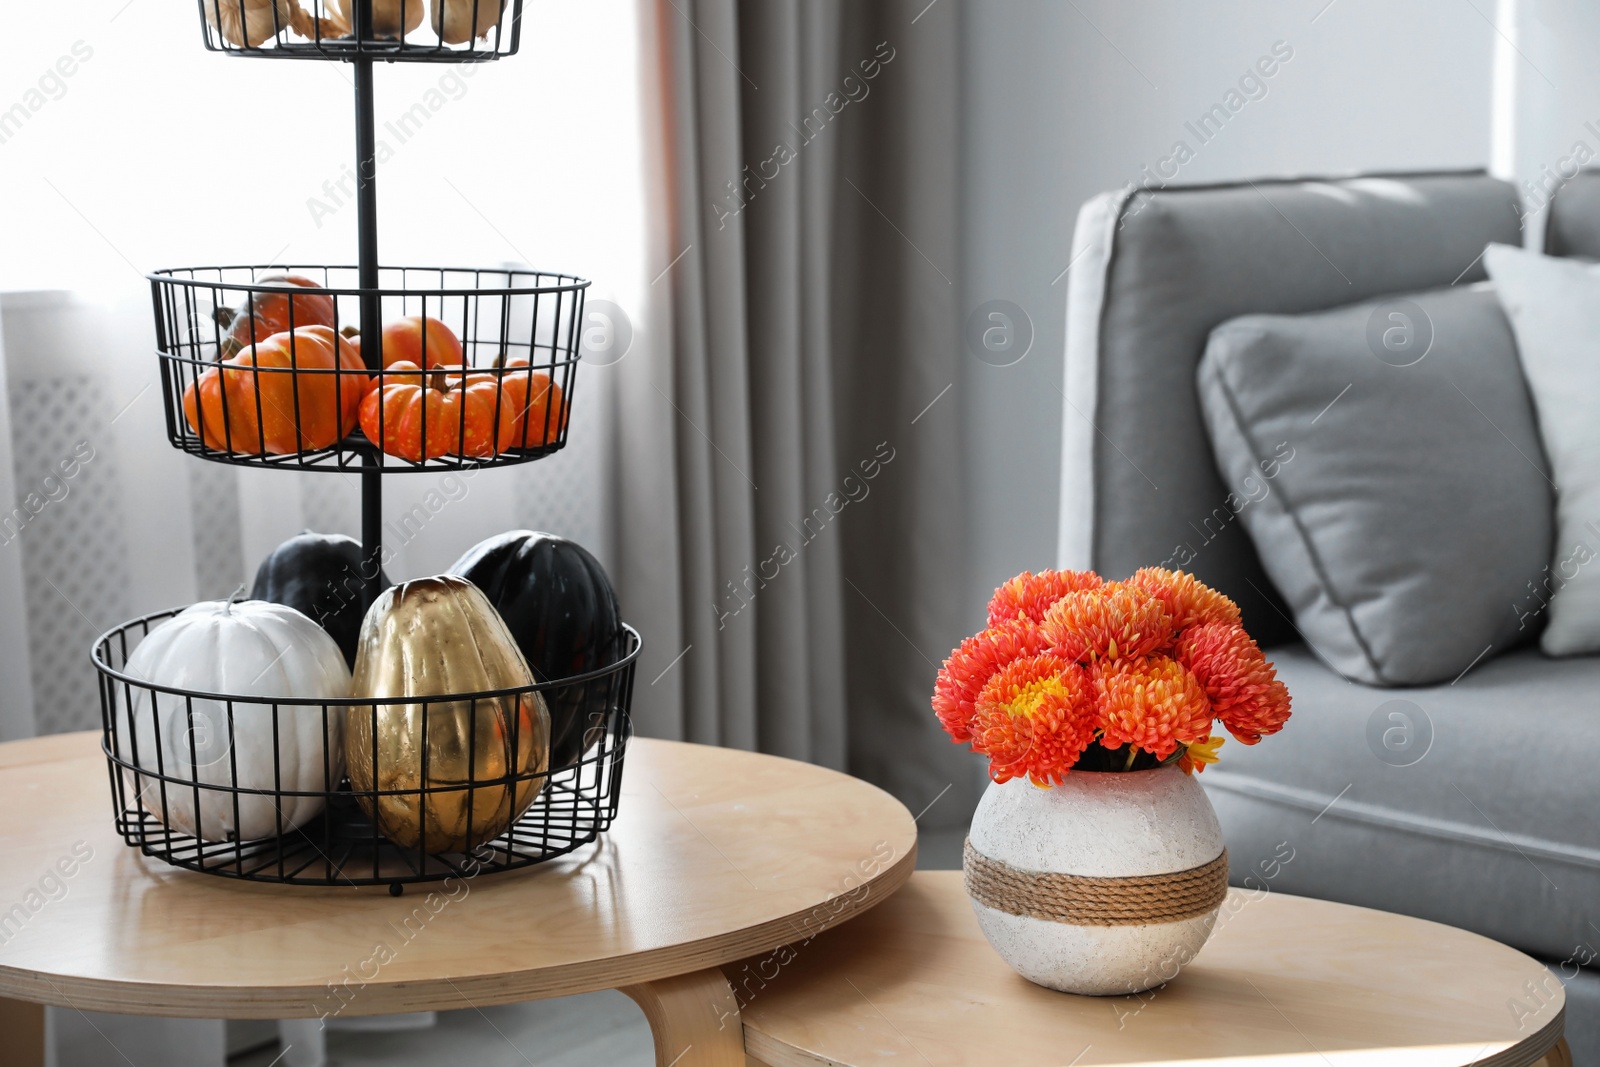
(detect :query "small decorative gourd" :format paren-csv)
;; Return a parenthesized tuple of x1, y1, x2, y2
(183, 325, 367, 455)
(118, 596, 350, 842)
(500, 359, 567, 447)
(358, 361, 525, 460)
(380, 315, 462, 368)
(214, 274, 338, 359)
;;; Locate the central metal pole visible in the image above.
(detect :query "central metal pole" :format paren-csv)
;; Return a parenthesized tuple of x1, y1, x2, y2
(354, 1, 384, 602)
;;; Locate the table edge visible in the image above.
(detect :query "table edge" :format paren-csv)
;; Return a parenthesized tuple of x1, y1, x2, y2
(0, 822, 918, 1019)
(738, 872, 1567, 1067)
(745, 1008, 1562, 1067)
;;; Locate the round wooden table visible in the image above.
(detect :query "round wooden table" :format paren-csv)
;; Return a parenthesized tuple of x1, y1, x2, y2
(0, 732, 917, 1067)
(739, 871, 1570, 1067)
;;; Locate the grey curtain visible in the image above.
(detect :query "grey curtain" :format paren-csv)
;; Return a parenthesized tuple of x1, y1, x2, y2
(621, 0, 973, 824)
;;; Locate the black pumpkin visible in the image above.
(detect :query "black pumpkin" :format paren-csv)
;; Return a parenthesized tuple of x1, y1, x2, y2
(250, 532, 392, 669)
(448, 531, 622, 768)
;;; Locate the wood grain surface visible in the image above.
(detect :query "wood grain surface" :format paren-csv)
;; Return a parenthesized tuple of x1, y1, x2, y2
(0, 732, 917, 1023)
(739, 871, 1566, 1067)
(625, 968, 748, 1067)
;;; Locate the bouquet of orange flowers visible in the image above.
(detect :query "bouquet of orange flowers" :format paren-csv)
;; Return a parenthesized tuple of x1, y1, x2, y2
(933, 567, 1291, 786)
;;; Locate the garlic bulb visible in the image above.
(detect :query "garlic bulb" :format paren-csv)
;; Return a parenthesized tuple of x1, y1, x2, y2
(430, 0, 508, 45)
(204, 0, 341, 46)
(331, 0, 424, 38)
(203, 0, 296, 47)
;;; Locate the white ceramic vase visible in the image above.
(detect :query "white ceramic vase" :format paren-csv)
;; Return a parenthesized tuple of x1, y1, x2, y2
(965, 765, 1227, 995)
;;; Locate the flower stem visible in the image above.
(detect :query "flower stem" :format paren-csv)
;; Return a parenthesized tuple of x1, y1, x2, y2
(1122, 745, 1137, 771)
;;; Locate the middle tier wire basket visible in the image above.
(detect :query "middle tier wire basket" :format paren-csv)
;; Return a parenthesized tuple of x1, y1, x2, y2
(95, 608, 639, 890)
(151, 265, 587, 473)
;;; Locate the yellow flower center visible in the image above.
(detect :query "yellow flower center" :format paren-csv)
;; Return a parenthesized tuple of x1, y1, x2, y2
(1002, 676, 1072, 719)
(1185, 735, 1224, 765)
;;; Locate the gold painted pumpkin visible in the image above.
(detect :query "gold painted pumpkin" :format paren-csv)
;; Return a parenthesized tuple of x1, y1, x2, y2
(346, 575, 549, 852)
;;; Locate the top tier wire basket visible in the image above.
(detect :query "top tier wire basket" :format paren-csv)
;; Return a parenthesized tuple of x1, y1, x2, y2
(198, 0, 523, 62)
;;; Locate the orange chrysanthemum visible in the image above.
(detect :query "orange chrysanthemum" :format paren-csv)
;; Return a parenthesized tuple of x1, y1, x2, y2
(1128, 567, 1242, 631)
(1040, 582, 1173, 663)
(932, 618, 1050, 743)
(970, 654, 1097, 786)
(987, 569, 1104, 627)
(1177, 621, 1292, 745)
(1178, 733, 1224, 775)
(935, 566, 1291, 780)
(1095, 655, 1213, 759)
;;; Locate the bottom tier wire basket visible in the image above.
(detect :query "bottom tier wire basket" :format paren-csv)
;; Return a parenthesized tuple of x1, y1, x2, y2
(93, 608, 638, 891)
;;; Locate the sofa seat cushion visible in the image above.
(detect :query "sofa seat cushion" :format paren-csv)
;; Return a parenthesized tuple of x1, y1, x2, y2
(1556, 962, 1600, 1067)
(1202, 643, 1600, 961)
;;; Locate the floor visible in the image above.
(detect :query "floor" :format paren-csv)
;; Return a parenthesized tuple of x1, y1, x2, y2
(917, 827, 965, 871)
(228, 832, 965, 1066)
(230, 994, 654, 1067)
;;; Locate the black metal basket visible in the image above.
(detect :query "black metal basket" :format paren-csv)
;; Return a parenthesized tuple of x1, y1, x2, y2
(151, 265, 587, 473)
(94, 608, 638, 891)
(197, 0, 522, 62)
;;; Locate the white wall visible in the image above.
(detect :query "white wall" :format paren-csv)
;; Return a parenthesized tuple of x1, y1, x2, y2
(1500, 0, 1600, 244)
(0, 1, 646, 302)
(958, 0, 1497, 614)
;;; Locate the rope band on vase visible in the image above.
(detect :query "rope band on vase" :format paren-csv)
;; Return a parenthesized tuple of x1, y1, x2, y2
(963, 839, 1229, 927)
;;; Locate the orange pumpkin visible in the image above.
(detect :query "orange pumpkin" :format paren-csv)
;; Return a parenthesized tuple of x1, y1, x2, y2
(380, 315, 462, 369)
(183, 326, 367, 455)
(498, 359, 568, 448)
(359, 362, 524, 461)
(216, 275, 338, 358)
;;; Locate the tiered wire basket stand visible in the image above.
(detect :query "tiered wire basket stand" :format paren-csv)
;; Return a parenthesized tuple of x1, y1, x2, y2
(91, 1, 637, 892)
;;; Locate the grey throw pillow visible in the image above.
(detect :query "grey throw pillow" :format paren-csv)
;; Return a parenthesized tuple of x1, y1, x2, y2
(1197, 284, 1553, 685)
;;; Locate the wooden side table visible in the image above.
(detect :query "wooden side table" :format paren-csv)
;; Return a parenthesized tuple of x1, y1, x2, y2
(0, 732, 917, 1067)
(739, 871, 1570, 1067)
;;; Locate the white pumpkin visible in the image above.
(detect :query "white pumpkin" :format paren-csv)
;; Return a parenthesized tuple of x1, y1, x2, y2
(117, 598, 350, 843)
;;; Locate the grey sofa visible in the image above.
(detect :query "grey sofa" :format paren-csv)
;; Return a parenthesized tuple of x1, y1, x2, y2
(1061, 169, 1600, 1063)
